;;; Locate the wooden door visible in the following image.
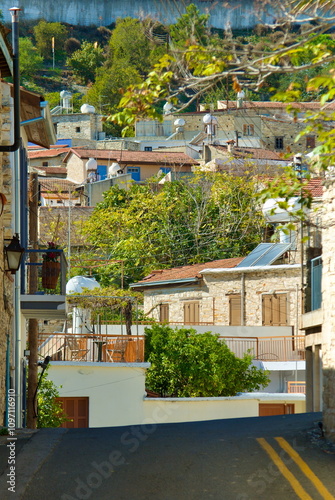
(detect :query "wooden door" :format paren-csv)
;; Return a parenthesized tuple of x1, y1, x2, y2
(56, 397, 89, 428)
(259, 403, 295, 417)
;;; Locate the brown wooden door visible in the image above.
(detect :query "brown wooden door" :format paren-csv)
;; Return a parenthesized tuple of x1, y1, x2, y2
(56, 397, 89, 428)
(259, 403, 295, 417)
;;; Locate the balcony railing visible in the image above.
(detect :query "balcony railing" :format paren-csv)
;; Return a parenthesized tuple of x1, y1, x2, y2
(39, 333, 305, 364)
(21, 249, 67, 295)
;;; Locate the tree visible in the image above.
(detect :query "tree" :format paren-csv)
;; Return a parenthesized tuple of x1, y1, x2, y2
(169, 3, 210, 47)
(67, 41, 104, 84)
(36, 368, 69, 428)
(19, 37, 44, 79)
(112, 1, 335, 129)
(107, 17, 152, 74)
(145, 325, 270, 397)
(82, 171, 265, 285)
(33, 20, 68, 62)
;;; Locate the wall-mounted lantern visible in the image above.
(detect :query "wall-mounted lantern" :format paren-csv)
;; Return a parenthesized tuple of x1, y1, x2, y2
(4, 234, 25, 274)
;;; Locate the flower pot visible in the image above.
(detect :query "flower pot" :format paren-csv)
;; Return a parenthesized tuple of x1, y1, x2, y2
(42, 261, 61, 289)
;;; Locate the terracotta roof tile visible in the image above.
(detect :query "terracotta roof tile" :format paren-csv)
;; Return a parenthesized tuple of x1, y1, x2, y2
(39, 178, 79, 192)
(214, 145, 283, 160)
(134, 257, 244, 285)
(306, 178, 323, 198)
(64, 148, 198, 165)
(28, 148, 69, 159)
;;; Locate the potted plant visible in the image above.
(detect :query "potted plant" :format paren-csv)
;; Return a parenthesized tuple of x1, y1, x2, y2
(41, 242, 61, 289)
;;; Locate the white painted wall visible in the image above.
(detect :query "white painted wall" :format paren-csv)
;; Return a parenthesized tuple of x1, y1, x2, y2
(48, 363, 305, 428)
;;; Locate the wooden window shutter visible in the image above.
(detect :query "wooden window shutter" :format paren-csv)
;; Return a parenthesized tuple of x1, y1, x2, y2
(262, 294, 287, 326)
(229, 295, 241, 326)
(262, 295, 272, 325)
(160, 304, 169, 323)
(184, 301, 199, 324)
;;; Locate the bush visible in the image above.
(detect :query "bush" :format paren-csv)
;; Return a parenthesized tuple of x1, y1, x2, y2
(145, 325, 270, 397)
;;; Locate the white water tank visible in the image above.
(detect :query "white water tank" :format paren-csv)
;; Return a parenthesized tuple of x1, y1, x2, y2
(66, 276, 100, 294)
(108, 162, 121, 177)
(86, 158, 97, 171)
(81, 104, 96, 114)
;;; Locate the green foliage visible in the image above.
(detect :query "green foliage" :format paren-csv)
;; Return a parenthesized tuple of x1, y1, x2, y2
(33, 20, 69, 62)
(19, 37, 44, 79)
(37, 368, 69, 428)
(169, 3, 210, 47)
(84, 59, 141, 134)
(67, 41, 104, 84)
(82, 171, 265, 285)
(107, 17, 152, 74)
(44, 91, 83, 112)
(145, 325, 270, 397)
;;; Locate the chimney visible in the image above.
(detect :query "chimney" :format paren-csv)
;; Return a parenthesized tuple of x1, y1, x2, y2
(226, 139, 235, 154)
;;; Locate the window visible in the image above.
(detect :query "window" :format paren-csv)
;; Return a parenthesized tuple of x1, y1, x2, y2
(275, 137, 284, 150)
(144, 146, 152, 151)
(306, 136, 316, 149)
(243, 124, 254, 136)
(262, 293, 287, 326)
(184, 301, 199, 324)
(42, 161, 48, 167)
(127, 167, 141, 181)
(160, 304, 169, 323)
(76, 127, 81, 133)
(229, 295, 241, 326)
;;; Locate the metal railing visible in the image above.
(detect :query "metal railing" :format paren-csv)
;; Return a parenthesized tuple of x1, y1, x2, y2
(38, 333, 305, 364)
(21, 249, 67, 295)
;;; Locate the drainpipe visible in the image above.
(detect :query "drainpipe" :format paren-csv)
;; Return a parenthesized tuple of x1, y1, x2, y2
(241, 272, 245, 326)
(0, 8, 21, 153)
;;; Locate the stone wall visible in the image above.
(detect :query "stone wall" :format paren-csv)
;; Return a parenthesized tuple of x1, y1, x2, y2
(144, 266, 301, 333)
(0, 82, 14, 425)
(1, 0, 273, 29)
(52, 114, 103, 141)
(320, 181, 335, 439)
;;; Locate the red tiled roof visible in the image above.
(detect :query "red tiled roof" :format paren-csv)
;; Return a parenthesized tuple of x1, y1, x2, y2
(134, 257, 244, 286)
(306, 178, 323, 198)
(216, 101, 335, 111)
(63, 148, 198, 165)
(37, 167, 67, 175)
(214, 145, 283, 161)
(28, 148, 69, 159)
(39, 178, 79, 192)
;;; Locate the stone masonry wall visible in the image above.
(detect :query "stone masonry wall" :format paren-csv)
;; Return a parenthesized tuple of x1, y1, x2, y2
(320, 181, 335, 439)
(144, 267, 301, 334)
(0, 82, 14, 425)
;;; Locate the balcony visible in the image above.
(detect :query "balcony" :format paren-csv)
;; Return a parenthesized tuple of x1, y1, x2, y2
(38, 333, 305, 364)
(20, 249, 67, 319)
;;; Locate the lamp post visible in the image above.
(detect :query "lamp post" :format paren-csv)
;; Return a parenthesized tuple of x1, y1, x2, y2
(4, 234, 24, 274)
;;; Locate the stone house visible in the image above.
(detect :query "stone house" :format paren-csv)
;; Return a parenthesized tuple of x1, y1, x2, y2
(28, 146, 69, 177)
(301, 179, 335, 440)
(137, 100, 334, 155)
(63, 148, 198, 184)
(131, 245, 302, 334)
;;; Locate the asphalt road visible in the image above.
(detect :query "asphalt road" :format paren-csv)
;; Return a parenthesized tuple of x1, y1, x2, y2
(1, 412, 335, 500)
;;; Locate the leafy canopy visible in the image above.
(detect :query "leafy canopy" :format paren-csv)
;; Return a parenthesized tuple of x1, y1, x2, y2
(145, 325, 270, 397)
(67, 41, 104, 84)
(81, 171, 265, 285)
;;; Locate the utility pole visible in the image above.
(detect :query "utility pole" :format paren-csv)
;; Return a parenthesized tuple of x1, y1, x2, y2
(27, 172, 39, 429)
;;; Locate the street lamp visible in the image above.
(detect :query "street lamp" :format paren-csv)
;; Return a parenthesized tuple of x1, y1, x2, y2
(4, 234, 25, 274)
